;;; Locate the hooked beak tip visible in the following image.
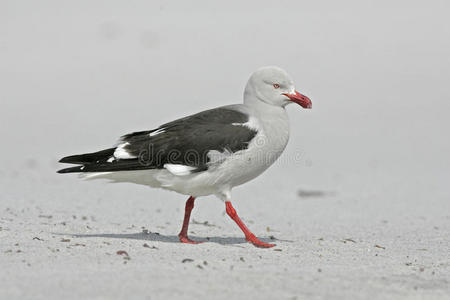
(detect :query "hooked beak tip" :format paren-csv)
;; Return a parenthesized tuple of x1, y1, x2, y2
(283, 91, 312, 109)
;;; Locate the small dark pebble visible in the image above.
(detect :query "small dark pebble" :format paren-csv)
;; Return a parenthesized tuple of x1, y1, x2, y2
(240, 257, 245, 262)
(274, 249, 282, 252)
(33, 237, 43, 241)
(197, 264, 203, 269)
(375, 244, 385, 249)
(116, 250, 129, 256)
(318, 268, 322, 273)
(269, 235, 276, 240)
(38, 215, 52, 219)
(60, 238, 71, 242)
(143, 243, 158, 249)
(203, 261, 208, 266)
(342, 238, 356, 243)
(182, 258, 194, 263)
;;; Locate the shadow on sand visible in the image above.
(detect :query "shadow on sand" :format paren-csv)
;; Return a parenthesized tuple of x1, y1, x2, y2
(64, 231, 278, 246)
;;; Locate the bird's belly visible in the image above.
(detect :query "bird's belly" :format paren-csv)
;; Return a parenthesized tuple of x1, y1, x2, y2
(228, 131, 289, 187)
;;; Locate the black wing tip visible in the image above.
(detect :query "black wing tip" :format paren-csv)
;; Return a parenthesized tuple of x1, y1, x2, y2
(57, 166, 84, 174)
(58, 148, 116, 165)
(58, 154, 89, 164)
(58, 156, 75, 164)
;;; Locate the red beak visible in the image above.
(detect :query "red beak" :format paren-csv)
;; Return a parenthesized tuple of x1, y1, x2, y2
(282, 90, 312, 109)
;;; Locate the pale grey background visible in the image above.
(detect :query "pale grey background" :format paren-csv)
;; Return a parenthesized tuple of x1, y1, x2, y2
(1, 1, 449, 299)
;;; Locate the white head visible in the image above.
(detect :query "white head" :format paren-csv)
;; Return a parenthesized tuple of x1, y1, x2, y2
(244, 66, 312, 109)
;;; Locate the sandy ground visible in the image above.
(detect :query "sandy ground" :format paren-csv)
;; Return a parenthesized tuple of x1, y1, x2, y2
(1, 166, 450, 300)
(1, 1, 450, 299)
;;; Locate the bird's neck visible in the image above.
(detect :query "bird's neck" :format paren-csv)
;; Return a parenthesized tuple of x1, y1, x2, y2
(243, 94, 290, 164)
(243, 94, 287, 120)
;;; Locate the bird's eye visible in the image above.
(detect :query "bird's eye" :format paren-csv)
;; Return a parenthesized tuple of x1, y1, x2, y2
(273, 83, 280, 89)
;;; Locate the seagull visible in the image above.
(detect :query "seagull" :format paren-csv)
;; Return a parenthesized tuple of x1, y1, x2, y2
(58, 66, 312, 248)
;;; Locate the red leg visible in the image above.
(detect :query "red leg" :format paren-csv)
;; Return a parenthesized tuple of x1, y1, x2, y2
(225, 201, 275, 248)
(178, 196, 203, 244)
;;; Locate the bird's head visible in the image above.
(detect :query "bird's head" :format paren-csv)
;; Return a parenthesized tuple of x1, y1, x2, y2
(244, 66, 312, 109)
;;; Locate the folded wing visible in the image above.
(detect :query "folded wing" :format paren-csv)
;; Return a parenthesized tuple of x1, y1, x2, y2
(57, 106, 258, 175)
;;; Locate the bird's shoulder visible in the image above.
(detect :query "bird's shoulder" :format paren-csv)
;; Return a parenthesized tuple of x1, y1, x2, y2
(120, 105, 251, 141)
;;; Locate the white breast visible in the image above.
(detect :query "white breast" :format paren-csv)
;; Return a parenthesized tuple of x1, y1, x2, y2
(225, 106, 290, 187)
